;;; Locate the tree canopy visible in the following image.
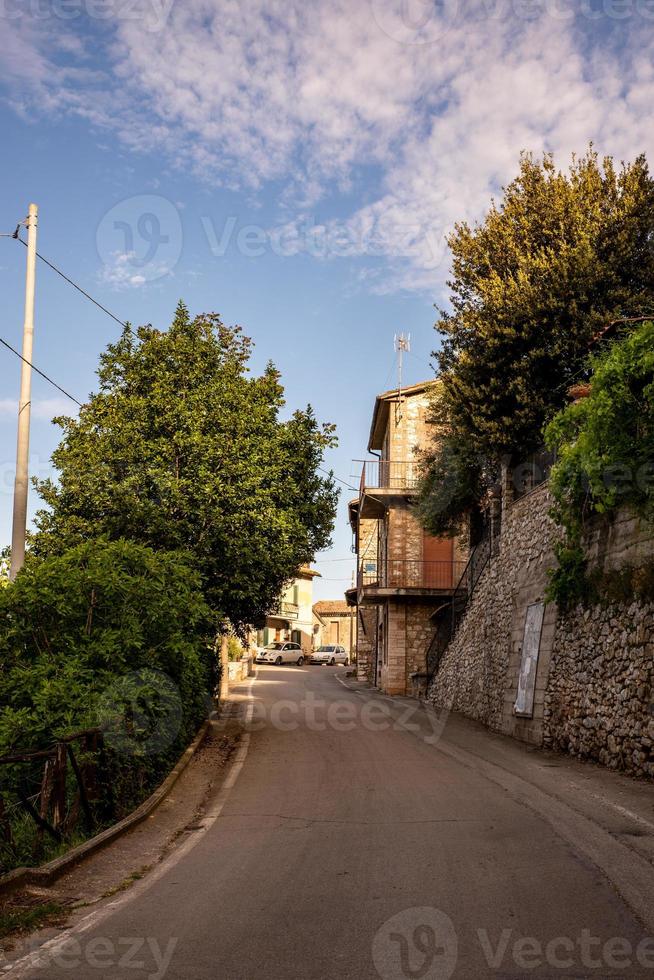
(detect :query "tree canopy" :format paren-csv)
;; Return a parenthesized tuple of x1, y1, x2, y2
(33, 302, 338, 630)
(418, 148, 654, 535)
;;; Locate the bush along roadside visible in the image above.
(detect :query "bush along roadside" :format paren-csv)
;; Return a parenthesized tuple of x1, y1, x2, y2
(544, 320, 654, 610)
(0, 539, 217, 875)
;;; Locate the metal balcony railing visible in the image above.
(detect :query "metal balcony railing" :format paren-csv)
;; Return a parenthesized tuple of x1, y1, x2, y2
(358, 559, 466, 591)
(275, 601, 299, 620)
(359, 459, 420, 492)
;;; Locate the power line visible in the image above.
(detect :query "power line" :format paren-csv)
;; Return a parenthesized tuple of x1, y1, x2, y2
(0, 337, 82, 407)
(318, 466, 359, 493)
(313, 556, 356, 563)
(15, 235, 128, 329)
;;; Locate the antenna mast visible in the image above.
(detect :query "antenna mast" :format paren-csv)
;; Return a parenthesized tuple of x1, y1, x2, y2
(393, 333, 410, 422)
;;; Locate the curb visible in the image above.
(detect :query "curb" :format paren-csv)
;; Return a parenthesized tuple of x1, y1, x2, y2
(0, 716, 214, 898)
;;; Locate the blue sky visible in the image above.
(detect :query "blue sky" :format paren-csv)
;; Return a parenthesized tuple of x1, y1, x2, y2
(0, 0, 652, 599)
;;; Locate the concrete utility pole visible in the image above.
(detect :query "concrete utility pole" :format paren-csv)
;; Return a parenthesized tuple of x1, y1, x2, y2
(10, 203, 38, 580)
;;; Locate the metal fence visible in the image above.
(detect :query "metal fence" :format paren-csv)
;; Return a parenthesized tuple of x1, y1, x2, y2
(359, 559, 466, 591)
(0, 728, 103, 858)
(359, 459, 420, 491)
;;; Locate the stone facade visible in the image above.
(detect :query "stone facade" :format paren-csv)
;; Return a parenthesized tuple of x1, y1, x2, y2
(427, 480, 654, 775)
(543, 601, 654, 777)
(356, 605, 378, 684)
(383, 388, 432, 463)
(428, 483, 560, 741)
(312, 601, 356, 655)
(351, 381, 470, 696)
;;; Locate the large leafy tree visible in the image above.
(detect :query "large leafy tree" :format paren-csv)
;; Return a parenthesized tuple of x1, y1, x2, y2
(33, 303, 338, 629)
(419, 148, 654, 535)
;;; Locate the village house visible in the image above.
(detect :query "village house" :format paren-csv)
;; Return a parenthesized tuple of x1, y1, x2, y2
(346, 381, 467, 696)
(255, 566, 320, 655)
(312, 600, 356, 657)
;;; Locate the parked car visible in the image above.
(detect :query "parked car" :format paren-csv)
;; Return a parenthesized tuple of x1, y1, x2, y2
(310, 645, 349, 666)
(255, 642, 305, 666)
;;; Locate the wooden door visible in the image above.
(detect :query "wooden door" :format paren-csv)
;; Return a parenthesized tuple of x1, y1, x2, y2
(422, 533, 453, 588)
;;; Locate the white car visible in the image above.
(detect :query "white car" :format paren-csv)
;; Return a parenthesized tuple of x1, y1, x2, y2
(255, 642, 305, 666)
(310, 645, 349, 666)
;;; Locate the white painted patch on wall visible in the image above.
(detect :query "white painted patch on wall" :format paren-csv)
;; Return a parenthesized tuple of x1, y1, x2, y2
(514, 601, 545, 718)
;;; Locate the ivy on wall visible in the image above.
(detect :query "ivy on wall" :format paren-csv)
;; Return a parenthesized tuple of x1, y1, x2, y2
(544, 321, 654, 608)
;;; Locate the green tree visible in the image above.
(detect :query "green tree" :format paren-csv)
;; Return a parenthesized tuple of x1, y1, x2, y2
(0, 546, 9, 586)
(33, 303, 338, 629)
(418, 148, 654, 535)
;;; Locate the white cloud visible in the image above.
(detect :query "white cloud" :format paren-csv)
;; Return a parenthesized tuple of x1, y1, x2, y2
(0, 397, 76, 420)
(98, 251, 160, 289)
(2, 0, 654, 293)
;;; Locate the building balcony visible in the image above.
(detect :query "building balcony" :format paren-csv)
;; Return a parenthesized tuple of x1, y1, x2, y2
(269, 600, 300, 621)
(357, 559, 466, 603)
(358, 460, 420, 518)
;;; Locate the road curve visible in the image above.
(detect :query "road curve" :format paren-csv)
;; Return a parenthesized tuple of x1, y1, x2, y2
(10, 665, 654, 980)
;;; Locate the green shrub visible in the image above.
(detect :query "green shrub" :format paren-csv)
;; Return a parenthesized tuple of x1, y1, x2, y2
(227, 636, 244, 662)
(0, 540, 216, 871)
(545, 321, 654, 607)
(0, 539, 215, 756)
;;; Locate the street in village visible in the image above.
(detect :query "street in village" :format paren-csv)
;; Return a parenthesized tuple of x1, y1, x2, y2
(2, 5, 654, 978)
(5, 662, 654, 980)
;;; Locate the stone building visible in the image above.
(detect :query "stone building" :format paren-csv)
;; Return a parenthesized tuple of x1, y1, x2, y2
(347, 381, 467, 695)
(255, 566, 321, 655)
(312, 600, 356, 655)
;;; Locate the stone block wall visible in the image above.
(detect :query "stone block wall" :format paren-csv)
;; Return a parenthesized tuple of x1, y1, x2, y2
(426, 483, 654, 774)
(377, 601, 436, 695)
(405, 603, 436, 679)
(544, 603, 654, 777)
(356, 606, 377, 683)
(386, 504, 424, 566)
(428, 483, 559, 737)
(388, 390, 431, 462)
(381, 601, 407, 695)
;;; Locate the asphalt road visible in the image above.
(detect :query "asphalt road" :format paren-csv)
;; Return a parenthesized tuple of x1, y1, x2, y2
(11, 665, 654, 979)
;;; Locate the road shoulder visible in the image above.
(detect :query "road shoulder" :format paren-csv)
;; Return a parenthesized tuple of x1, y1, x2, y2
(0, 719, 241, 969)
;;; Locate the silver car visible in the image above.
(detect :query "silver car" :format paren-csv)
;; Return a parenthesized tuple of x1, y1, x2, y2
(310, 644, 349, 666)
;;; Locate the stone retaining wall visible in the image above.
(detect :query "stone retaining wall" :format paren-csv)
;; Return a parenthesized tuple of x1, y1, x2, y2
(428, 483, 560, 741)
(544, 601, 654, 777)
(427, 483, 654, 774)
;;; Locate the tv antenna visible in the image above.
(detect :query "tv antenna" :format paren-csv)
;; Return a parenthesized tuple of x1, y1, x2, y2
(394, 333, 410, 422)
